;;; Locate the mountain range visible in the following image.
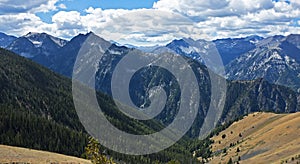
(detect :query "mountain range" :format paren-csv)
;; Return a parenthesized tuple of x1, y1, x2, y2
(1, 31, 300, 163)
(6, 32, 67, 58)
(1, 32, 299, 133)
(0, 48, 196, 163)
(2, 31, 300, 91)
(0, 32, 16, 48)
(163, 34, 300, 90)
(226, 34, 300, 91)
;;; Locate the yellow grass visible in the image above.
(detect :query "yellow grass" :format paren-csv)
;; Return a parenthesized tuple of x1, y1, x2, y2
(0, 144, 91, 164)
(208, 112, 300, 164)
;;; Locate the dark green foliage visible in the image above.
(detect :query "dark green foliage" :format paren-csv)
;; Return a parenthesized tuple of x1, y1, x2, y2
(0, 106, 87, 157)
(221, 78, 300, 123)
(0, 48, 83, 131)
(1, 44, 300, 163)
(222, 134, 226, 139)
(227, 158, 233, 164)
(0, 48, 88, 156)
(95, 92, 166, 135)
(189, 138, 213, 159)
(85, 137, 114, 164)
(96, 45, 300, 139)
(0, 48, 199, 163)
(99, 137, 200, 163)
(209, 115, 244, 138)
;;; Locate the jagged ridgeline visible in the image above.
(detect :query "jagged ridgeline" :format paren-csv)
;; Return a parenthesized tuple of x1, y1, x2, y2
(226, 34, 300, 90)
(5, 32, 300, 91)
(1, 32, 300, 163)
(94, 41, 300, 138)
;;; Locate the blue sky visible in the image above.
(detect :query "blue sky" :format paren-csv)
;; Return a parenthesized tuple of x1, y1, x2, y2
(37, 0, 159, 23)
(0, 0, 299, 46)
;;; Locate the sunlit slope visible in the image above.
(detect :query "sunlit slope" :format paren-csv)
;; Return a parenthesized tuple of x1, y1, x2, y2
(0, 144, 91, 164)
(208, 112, 300, 163)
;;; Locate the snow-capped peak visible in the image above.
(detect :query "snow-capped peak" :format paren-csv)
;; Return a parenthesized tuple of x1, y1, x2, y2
(24, 32, 67, 48)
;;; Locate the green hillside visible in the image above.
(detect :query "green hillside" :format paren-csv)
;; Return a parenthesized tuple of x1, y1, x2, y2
(1, 47, 299, 163)
(0, 48, 88, 156)
(0, 48, 198, 163)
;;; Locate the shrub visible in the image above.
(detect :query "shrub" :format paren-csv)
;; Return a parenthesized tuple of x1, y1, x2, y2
(222, 134, 227, 139)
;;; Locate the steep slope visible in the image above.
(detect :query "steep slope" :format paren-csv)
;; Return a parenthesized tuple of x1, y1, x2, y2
(0, 48, 88, 156)
(0, 48, 196, 163)
(6, 36, 37, 58)
(164, 38, 211, 63)
(48, 32, 111, 77)
(0, 32, 16, 48)
(221, 78, 300, 122)
(93, 38, 300, 138)
(3, 31, 300, 136)
(2, 32, 103, 77)
(226, 34, 300, 90)
(207, 112, 300, 164)
(5, 32, 300, 92)
(213, 35, 263, 65)
(6, 32, 67, 58)
(1, 32, 300, 162)
(0, 48, 82, 130)
(158, 36, 263, 66)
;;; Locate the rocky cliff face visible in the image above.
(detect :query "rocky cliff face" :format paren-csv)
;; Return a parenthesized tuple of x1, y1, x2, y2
(226, 34, 300, 91)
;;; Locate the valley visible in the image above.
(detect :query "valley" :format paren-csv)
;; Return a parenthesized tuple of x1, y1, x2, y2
(1, 0, 300, 163)
(0, 31, 300, 163)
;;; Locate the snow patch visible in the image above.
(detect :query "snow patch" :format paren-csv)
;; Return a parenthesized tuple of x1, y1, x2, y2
(250, 40, 259, 44)
(272, 51, 282, 60)
(20, 52, 33, 58)
(284, 55, 295, 63)
(50, 37, 66, 47)
(108, 49, 122, 55)
(30, 40, 42, 47)
(180, 46, 194, 54)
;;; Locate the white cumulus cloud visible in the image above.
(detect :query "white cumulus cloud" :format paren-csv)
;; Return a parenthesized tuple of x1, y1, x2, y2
(0, 0, 59, 14)
(0, 0, 300, 46)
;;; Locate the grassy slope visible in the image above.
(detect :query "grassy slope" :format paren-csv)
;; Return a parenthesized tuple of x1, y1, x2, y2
(208, 112, 300, 164)
(0, 144, 91, 164)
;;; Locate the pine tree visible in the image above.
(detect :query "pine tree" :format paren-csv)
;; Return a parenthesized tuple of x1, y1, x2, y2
(85, 136, 115, 164)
